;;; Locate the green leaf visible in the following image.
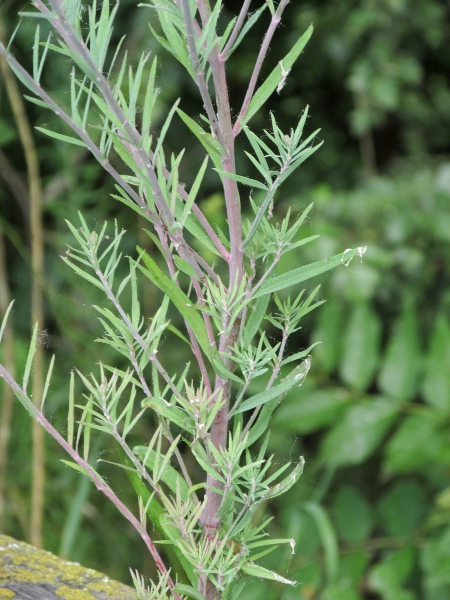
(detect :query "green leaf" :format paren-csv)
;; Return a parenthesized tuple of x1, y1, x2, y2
(35, 126, 86, 147)
(421, 528, 450, 588)
(273, 387, 350, 434)
(303, 502, 339, 583)
(23, 323, 38, 392)
(173, 256, 200, 280)
(368, 547, 415, 600)
(133, 446, 190, 501)
(311, 301, 345, 374)
(141, 397, 195, 434)
(23, 95, 54, 113)
(60, 460, 91, 477)
(61, 257, 104, 290)
(377, 481, 426, 537)
(282, 342, 319, 365)
(226, 3, 267, 57)
(173, 584, 205, 600)
(128, 470, 197, 586)
(339, 301, 381, 391)
(253, 249, 361, 298)
(137, 248, 213, 365)
(212, 357, 244, 384)
(243, 24, 313, 125)
(233, 361, 309, 415)
(0, 300, 14, 343)
(241, 562, 296, 586)
(213, 169, 268, 190)
(422, 313, 450, 412)
(242, 293, 271, 347)
(263, 457, 305, 499)
(177, 108, 224, 168)
(332, 485, 374, 543)
(383, 413, 443, 474)
(320, 397, 400, 467)
(378, 303, 421, 401)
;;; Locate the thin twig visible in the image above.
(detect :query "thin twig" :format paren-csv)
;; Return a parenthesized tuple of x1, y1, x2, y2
(179, 0, 225, 148)
(233, 0, 291, 136)
(220, 0, 253, 59)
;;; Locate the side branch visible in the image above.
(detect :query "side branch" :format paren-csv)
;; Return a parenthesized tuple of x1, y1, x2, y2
(233, 0, 291, 136)
(0, 364, 181, 600)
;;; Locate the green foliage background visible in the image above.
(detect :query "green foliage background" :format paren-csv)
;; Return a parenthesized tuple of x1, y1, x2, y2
(1, 0, 450, 598)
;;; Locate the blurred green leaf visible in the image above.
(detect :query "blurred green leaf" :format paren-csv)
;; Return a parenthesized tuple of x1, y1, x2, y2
(320, 396, 399, 466)
(290, 559, 321, 600)
(383, 413, 444, 474)
(378, 303, 421, 401)
(338, 550, 370, 589)
(421, 528, 450, 591)
(321, 586, 363, 600)
(339, 301, 381, 391)
(367, 547, 416, 600)
(332, 485, 373, 543)
(377, 481, 426, 537)
(422, 313, 450, 412)
(273, 386, 350, 433)
(311, 300, 345, 374)
(303, 502, 339, 584)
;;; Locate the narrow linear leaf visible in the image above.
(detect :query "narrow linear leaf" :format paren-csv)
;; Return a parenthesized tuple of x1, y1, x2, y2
(253, 249, 361, 298)
(68, 371, 75, 448)
(264, 457, 305, 499)
(35, 127, 86, 147)
(137, 248, 212, 364)
(241, 562, 296, 586)
(213, 169, 268, 190)
(142, 397, 195, 434)
(40, 354, 55, 410)
(243, 24, 313, 125)
(233, 373, 300, 415)
(173, 585, 205, 600)
(177, 108, 224, 168)
(303, 502, 339, 583)
(23, 323, 38, 392)
(133, 446, 190, 501)
(0, 300, 14, 343)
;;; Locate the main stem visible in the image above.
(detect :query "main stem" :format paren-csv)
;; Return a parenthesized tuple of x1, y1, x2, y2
(196, 3, 244, 598)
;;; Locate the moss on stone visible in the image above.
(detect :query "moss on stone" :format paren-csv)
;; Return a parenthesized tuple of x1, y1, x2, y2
(0, 534, 136, 600)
